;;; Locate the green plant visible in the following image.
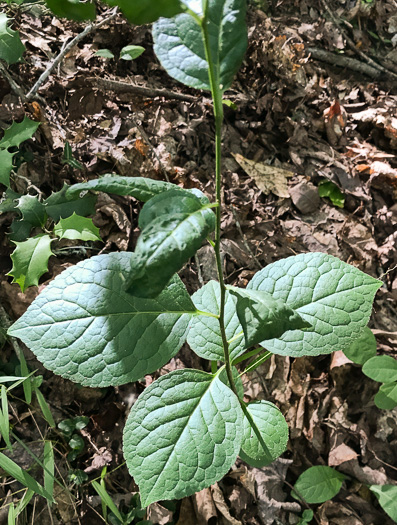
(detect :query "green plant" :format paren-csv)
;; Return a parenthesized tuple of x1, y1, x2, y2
(6, 0, 382, 510)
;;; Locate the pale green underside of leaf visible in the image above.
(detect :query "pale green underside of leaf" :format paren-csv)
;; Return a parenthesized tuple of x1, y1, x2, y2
(293, 466, 346, 504)
(8, 253, 196, 387)
(370, 485, 397, 522)
(239, 401, 288, 467)
(343, 326, 376, 365)
(54, 213, 102, 242)
(187, 280, 246, 361)
(152, 0, 247, 91)
(362, 356, 397, 384)
(124, 369, 243, 506)
(248, 253, 382, 357)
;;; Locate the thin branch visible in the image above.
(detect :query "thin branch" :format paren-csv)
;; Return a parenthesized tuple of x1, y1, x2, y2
(307, 47, 382, 79)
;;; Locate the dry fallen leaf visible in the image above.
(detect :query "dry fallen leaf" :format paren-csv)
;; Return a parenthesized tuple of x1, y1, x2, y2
(232, 153, 293, 198)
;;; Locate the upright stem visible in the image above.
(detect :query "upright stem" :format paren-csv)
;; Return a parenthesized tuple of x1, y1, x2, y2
(200, 13, 238, 397)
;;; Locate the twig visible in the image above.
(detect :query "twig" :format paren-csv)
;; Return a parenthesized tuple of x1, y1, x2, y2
(86, 77, 199, 103)
(26, 8, 119, 100)
(307, 47, 382, 79)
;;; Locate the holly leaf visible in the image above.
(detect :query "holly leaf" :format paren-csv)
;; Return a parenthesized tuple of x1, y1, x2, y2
(0, 117, 40, 150)
(8, 235, 54, 292)
(0, 13, 25, 64)
(8, 253, 198, 387)
(44, 183, 97, 221)
(152, 0, 247, 91)
(123, 369, 243, 506)
(8, 220, 33, 242)
(103, 0, 184, 25)
(54, 213, 102, 242)
(126, 189, 215, 298)
(45, 0, 96, 21)
(227, 286, 311, 348)
(0, 189, 21, 213)
(239, 401, 289, 467)
(248, 253, 382, 357)
(292, 466, 346, 504)
(0, 149, 14, 187)
(16, 195, 46, 227)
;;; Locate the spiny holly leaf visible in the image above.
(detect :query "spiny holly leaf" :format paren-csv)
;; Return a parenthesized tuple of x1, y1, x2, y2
(103, 0, 184, 25)
(187, 281, 246, 361)
(0, 117, 40, 150)
(120, 45, 145, 61)
(374, 382, 397, 410)
(227, 286, 311, 348)
(239, 401, 289, 467)
(362, 356, 397, 384)
(16, 195, 46, 227)
(126, 189, 215, 298)
(0, 189, 21, 213)
(292, 466, 346, 504)
(54, 213, 102, 242)
(248, 253, 382, 357)
(45, 0, 96, 21)
(8, 235, 54, 292)
(124, 369, 243, 506)
(0, 13, 25, 65)
(0, 149, 14, 187)
(343, 326, 377, 365)
(66, 175, 177, 202)
(9, 220, 33, 242)
(370, 485, 397, 522)
(8, 253, 197, 387)
(44, 183, 97, 221)
(152, 0, 247, 91)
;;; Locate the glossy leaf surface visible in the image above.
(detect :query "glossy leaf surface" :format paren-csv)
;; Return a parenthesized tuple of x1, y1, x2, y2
(248, 253, 381, 357)
(16, 195, 46, 228)
(45, 0, 96, 21)
(44, 183, 97, 221)
(8, 253, 196, 387)
(0, 13, 25, 64)
(292, 466, 346, 504)
(0, 149, 14, 187)
(124, 369, 243, 505)
(239, 400, 288, 467)
(54, 213, 102, 242)
(0, 117, 40, 150)
(103, 0, 184, 24)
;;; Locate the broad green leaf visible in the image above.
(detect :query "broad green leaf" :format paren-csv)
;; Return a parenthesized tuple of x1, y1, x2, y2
(248, 253, 381, 357)
(9, 220, 33, 242)
(0, 189, 20, 213)
(152, 0, 247, 91)
(219, 366, 244, 399)
(343, 326, 376, 365)
(370, 485, 397, 522)
(126, 190, 215, 298)
(362, 356, 397, 383)
(0, 13, 25, 64)
(318, 180, 345, 208)
(239, 400, 288, 467)
(124, 369, 243, 506)
(187, 281, 246, 361)
(44, 183, 97, 221)
(16, 195, 46, 227)
(374, 382, 397, 410)
(54, 213, 102, 242)
(227, 286, 311, 348)
(292, 466, 346, 504)
(120, 45, 145, 61)
(66, 175, 177, 202)
(0, 117, 40, 150)
(45, 0, 96, 20)
(95, 49, 115, 59)
(0, 452, 54, 502)
(103, 0, 184, 24)
(0, 149, 14, 187)
(8, 253, 197, 387)
(8, 235, 54, 292)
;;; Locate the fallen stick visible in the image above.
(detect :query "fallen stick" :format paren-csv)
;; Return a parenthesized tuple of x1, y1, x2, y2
(307, 47, 382, 79)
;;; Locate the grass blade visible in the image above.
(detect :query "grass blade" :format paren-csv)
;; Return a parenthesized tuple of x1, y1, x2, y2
(92, 480, 124, 523)
(43, 441, 55, 504)
(0, 385, 12, 450)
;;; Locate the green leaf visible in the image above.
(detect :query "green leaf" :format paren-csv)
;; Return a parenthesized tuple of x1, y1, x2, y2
(92, 481, 125, 523)
(0, 149, 14, 187)
(318, 180, 345, 208)
(292, 466, 346, 504)
(362, 356, 397, 383)
(219, 366, 244, 399)
(248, 253, 381, 357)
(120, 45, 145, 61)
(95, 49, 115, 59)
(8, 253, 197, 387)
(153, 0, 247, 91)
(16, 195, 46, 227)
(126, 190, 215, 298)
(370, 485, 397, 522)
(374, 382, 397, 410)
(66, 175, 177, 202)
(343, 326, 376, 365)
(44, 183, 97, 221)
(8, 235, 54, 292)
(103, 0, 184, 25)
(187, 281, 245, 361)
(239, 400, 288, 467)
(8, 220, 33, 242)
(123, 369, 243, 506)
(45, 0, 96, 21)
(227, 286, 311, 348)
(54, 213, 102, 241)
(0, 13, 25, 64)
(0, 117, 40, 150)
(0, 189, 20, 213)
(62, 141, 83, 169)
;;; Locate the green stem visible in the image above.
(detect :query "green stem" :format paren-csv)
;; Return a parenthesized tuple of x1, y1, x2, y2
(200, 10, 238, 397)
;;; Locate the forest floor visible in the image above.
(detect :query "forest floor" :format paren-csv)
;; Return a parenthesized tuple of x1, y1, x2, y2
(0, 0, 397, 524)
